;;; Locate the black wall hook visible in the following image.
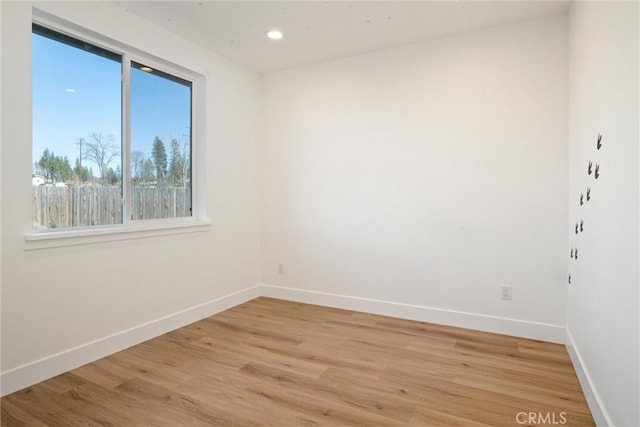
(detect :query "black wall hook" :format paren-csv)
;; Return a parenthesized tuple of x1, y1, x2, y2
(580, 219, 584, 232)
(597, 133, 602, 150)
(570, 248, 574, 259)
(568, 274, 571, 284)
(580, 193, 584, 206)
(594, 164, 600, 179)
(588, 161, 593, 175)
(574, 248, 578, 260)
(586, 187, 591, 201)
(575, 223, 579, 234)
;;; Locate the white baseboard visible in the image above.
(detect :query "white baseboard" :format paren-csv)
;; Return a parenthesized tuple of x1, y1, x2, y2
(565, 329, 611, 427)
(1, 283, 568, 397)
(0, 284, 261, 397)
(259, 284, 565, 343)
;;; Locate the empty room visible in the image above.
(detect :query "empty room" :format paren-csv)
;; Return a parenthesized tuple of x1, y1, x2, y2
(1, 1, 638, 426)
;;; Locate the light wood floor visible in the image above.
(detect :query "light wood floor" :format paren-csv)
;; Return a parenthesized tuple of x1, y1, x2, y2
(1, 297, 594, 426)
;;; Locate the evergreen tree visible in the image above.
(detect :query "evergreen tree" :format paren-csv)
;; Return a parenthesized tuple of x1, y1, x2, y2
(59, 156, 74, 181)
(168, 138, 184, 187)
(151, 136, 167, 185)
(37, 149, 73, 183)
(104, 166, 120, 185)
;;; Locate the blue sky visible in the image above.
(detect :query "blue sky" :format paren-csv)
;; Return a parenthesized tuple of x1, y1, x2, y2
(32, 33, 191, 176)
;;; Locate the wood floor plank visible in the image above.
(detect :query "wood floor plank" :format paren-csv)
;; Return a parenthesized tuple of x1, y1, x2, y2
(1, 297, 594, 426)
(410, 339, 578, 378)
(1, 399, 50, 427)
(409, 405, 494, 427)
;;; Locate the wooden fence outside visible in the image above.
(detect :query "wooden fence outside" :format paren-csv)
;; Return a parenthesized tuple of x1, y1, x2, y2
(33, 186, 191, 229)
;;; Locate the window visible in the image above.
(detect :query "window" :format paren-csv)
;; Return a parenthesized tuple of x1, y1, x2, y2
(32, 23, 194, 231)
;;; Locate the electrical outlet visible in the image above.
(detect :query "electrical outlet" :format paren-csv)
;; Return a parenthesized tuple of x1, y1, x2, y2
(501, 286, 512, 301)
(278, 264, 284, 275)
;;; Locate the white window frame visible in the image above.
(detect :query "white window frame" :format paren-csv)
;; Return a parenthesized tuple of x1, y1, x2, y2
(26, 15, 210, 250)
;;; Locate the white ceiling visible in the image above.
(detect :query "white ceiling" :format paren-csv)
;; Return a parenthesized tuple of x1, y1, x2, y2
(115, 1, 571, 74)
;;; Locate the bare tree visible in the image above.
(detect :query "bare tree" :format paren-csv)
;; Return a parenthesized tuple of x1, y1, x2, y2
(131, 150, 145, 186)
(180, 137, 190, 189)
(142, 158, 155, 183)
(82, 133, 120, 183)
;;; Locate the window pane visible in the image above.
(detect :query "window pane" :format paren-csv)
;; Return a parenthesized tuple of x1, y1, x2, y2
(32, 26, 122, 229)
(130, 61, 192, 220)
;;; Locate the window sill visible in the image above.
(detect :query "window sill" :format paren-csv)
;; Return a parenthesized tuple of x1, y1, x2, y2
(25, 220, 212, 250)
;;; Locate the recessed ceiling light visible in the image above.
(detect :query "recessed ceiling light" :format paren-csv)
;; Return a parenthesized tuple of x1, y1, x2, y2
(140, 66, 154, 72)
(267, 30, 284, 40)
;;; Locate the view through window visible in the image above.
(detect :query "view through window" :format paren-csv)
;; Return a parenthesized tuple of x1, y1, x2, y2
(32, 24, 193, 230)
(130, 61, 192, 221)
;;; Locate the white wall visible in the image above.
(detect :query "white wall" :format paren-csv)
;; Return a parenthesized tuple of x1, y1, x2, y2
(567, 2, 639, 426)
(261, 16, 569, 341)
(1, 2, 262, 394)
